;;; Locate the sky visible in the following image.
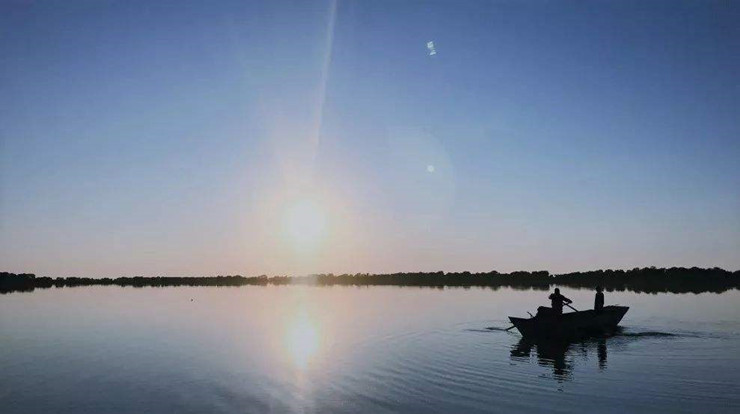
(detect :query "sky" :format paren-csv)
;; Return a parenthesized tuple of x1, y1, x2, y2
(1, 0, 739, 277)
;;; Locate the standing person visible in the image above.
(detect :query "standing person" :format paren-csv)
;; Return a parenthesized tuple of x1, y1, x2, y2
(548, 288, 572, 315)
(594, 286, 604, 312)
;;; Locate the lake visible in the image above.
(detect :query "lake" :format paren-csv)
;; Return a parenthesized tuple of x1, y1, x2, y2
(1, 286, 739, 413)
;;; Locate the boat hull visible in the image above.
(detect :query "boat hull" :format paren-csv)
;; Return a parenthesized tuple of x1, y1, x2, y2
(509, 305, 629, 340)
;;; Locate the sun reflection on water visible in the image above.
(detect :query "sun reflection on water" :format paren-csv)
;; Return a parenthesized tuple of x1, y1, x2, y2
(285, 310, 320, 369)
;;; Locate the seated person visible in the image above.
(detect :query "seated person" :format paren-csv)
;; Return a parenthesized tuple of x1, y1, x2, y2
(548, 288, 572, 315)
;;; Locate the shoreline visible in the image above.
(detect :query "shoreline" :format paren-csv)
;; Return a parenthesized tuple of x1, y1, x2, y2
(2, 267, 738, 294)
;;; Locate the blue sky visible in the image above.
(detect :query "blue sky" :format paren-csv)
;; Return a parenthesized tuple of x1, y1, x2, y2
(1, 0, 738, 276)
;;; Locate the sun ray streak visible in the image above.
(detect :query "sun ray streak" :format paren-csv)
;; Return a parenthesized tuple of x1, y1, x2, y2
(310, 0, 338, 158)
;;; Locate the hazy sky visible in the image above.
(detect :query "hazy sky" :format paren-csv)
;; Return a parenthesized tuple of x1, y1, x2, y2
(1, 0, 739, 277)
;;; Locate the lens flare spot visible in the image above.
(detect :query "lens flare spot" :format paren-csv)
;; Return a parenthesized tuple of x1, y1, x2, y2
(427, 41, 437, 56)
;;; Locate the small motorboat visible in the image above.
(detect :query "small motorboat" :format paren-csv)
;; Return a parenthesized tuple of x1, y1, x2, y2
(509, 305, 629, 340)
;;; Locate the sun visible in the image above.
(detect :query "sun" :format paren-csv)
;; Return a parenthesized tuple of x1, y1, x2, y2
(283, 199, 327, 251)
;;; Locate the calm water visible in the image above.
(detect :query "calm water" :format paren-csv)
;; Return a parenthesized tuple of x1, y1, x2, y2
(1, 286, 739, 413)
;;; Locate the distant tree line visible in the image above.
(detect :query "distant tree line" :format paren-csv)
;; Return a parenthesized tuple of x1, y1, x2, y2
(2, 267, 738, 294)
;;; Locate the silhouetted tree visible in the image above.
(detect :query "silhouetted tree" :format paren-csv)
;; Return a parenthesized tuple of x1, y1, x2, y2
(1, 267, 738, 294)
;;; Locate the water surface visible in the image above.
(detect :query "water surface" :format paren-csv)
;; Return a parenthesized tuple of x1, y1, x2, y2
(1, 286, 738, 413)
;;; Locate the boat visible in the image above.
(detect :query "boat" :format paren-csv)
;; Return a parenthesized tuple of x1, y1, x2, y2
(509, 305, 629, 340)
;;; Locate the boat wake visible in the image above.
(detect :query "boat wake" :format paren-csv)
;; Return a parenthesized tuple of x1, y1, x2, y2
(614, 328, 711, 339)
(616, 331, 679, 338)
(484, 326, 513, 332)
(470, 325, 709, 339)
(464, 327, 512, 333)
(473, 327, 694, 339)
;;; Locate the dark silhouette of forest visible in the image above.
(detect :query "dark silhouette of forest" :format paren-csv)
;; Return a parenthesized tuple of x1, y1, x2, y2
(1, 267, 738, 294)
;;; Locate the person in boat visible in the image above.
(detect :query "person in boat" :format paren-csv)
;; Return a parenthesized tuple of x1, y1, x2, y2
(548, 288, 572, 315)
(594, 286, 604, 313)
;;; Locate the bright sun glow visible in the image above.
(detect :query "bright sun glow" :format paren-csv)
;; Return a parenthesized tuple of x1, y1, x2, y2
(285, 311, 320, 369)
(283, 199, 327, 251)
